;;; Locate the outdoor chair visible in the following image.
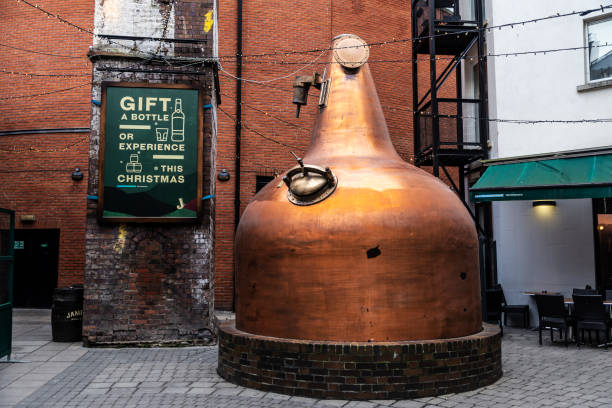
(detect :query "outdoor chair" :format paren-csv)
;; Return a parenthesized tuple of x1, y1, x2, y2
(534, 294, 575, 346)
(572, 294, 612, 348)
(485, 287, 504, 335)
(496, 284, 530, 328)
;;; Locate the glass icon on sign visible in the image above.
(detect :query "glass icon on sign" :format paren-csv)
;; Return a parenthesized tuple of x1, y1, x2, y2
(171, 99, 185, 142)
(156, 128, 169, 142)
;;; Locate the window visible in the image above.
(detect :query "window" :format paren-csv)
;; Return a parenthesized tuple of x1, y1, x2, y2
(255, 175, 274, 193)
(586, 16, 612, 82)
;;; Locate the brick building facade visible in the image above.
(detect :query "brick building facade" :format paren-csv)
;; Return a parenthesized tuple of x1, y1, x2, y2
(1, 0, 457, 338)
(0, 0, 93, 304)
(82, 0, 217, 345)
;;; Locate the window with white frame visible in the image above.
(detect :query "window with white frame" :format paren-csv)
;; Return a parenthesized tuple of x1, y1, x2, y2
(586, 16, 612, 82)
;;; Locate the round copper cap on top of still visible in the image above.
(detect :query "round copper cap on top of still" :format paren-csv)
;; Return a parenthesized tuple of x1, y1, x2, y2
(332, 34, 369, 68)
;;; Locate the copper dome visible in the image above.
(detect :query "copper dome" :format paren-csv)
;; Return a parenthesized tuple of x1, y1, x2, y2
(234, 34, 482, 342)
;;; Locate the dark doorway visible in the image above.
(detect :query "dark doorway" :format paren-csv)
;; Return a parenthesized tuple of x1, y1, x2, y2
(594, 198, 612, 291)
(13, 229, 59, 308)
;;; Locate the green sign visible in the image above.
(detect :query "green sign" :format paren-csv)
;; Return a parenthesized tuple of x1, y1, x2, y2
(13, 241, 23, 250)
(99, 83, 203, 222)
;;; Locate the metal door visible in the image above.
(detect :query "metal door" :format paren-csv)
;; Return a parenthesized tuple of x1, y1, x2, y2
(0, 209, 15, 360)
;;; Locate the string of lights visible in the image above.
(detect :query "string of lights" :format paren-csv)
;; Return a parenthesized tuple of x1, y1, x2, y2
(220, 77, 612, 125)
(0, 42, 84, 59)
(0, 135, 89, 153)
(223, 94, 309, 132)
(0, 82, 91, 101)
(14, 0, 610, 64)
(3, 39, 609, 81)
(1, 56, 216, 100)
(13, 0, 189, 62)
(219, 42, 612, 65)
(216, 4, 612, 60)
(0, 68, 90, 78)
(217, 106, 303, 151)
(15, 0, 94, 35)
(218, 50, 326, 84)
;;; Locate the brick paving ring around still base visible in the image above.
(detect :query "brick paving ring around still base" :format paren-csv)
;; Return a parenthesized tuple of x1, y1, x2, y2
(217, 320, 502, 400)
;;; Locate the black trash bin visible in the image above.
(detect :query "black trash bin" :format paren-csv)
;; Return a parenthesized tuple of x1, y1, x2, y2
(51, 286, 84, 342)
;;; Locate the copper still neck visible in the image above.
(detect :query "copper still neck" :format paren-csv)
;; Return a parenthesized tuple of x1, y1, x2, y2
(303, 35, 402, 163)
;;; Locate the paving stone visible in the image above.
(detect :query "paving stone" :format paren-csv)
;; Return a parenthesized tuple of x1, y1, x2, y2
(314, 400, 348, 407)
(212, 387, 242, 396)
(344, 401, 378, 408)
(161, 387, 190, 394)
(4, 323, 612, 408)
(187, 387, 214, 395)
(392, 401, 426, 408)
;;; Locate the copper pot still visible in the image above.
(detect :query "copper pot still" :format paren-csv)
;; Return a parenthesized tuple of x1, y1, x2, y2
(235, 34, 482, 342)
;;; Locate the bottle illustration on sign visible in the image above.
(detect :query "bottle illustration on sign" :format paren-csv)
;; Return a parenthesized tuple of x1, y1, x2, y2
(156, 128, 169, 142)
(171, 98, 185, 142)
(126, 154, 142, 173)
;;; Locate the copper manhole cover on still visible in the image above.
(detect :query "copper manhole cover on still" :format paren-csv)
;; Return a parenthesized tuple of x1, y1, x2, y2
(333, 34, 369, 68)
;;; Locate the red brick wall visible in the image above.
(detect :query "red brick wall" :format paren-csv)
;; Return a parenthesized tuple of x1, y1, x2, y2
(0, 0, 93, 287)
(216, 0, 423, 309)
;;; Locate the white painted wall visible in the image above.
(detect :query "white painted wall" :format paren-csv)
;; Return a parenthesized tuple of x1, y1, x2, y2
(480, 1, 610, 325)
(94, 0, 175, 54)
(493, 199, 596, 326)
(486, 0, 612, 157)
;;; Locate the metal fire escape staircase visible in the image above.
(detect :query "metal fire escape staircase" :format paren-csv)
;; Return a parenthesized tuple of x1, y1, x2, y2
(411, 0, 496, 308)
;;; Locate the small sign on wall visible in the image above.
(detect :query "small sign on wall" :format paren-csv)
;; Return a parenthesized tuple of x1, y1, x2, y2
(14, 241, 24, 250)
(99, 82, 204, 222)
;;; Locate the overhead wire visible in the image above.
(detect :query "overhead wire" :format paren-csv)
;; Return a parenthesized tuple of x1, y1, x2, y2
(218, 50, 326, 84)
(0, 82, 92, 101)
(0, 42, 85, 59)
(13, 0, 611, 63)
(7, 1, 612, 125)
(217, 106, 304, 151)
(215, 4, 612, 60)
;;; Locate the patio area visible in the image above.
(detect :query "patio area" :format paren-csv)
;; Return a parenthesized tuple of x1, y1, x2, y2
(1, 309, 611, 408)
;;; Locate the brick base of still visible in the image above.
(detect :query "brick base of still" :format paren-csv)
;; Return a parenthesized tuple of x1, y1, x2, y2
(217, 320, 502, 400)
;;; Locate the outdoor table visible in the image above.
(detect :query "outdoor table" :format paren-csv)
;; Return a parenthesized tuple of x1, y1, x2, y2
(523, 291, 612, 306)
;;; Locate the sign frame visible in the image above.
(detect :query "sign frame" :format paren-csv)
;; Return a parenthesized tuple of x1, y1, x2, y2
(98, 82, 204, 223)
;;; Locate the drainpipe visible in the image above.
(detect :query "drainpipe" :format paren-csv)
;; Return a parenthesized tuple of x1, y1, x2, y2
(233, 0, 243, 310)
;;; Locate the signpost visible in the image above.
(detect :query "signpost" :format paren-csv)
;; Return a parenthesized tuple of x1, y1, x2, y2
(99, 83, 204, 222)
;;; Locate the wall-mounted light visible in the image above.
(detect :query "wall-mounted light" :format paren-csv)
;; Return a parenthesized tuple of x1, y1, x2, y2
(217, 169, 230, 181)
(598, 225, 605, 231)
(532, 200, 556, 208)
(20, 214, 36, 223)
(72, 168, 83, 181)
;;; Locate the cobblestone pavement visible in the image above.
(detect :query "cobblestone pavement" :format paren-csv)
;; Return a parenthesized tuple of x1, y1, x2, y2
(2, 310, 612, 407)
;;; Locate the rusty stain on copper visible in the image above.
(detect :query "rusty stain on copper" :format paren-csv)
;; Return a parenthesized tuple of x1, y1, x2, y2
(234, 34, 482, 342)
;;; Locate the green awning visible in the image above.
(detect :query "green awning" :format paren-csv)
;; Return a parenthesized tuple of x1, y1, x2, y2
(470, 154, 612, 202)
